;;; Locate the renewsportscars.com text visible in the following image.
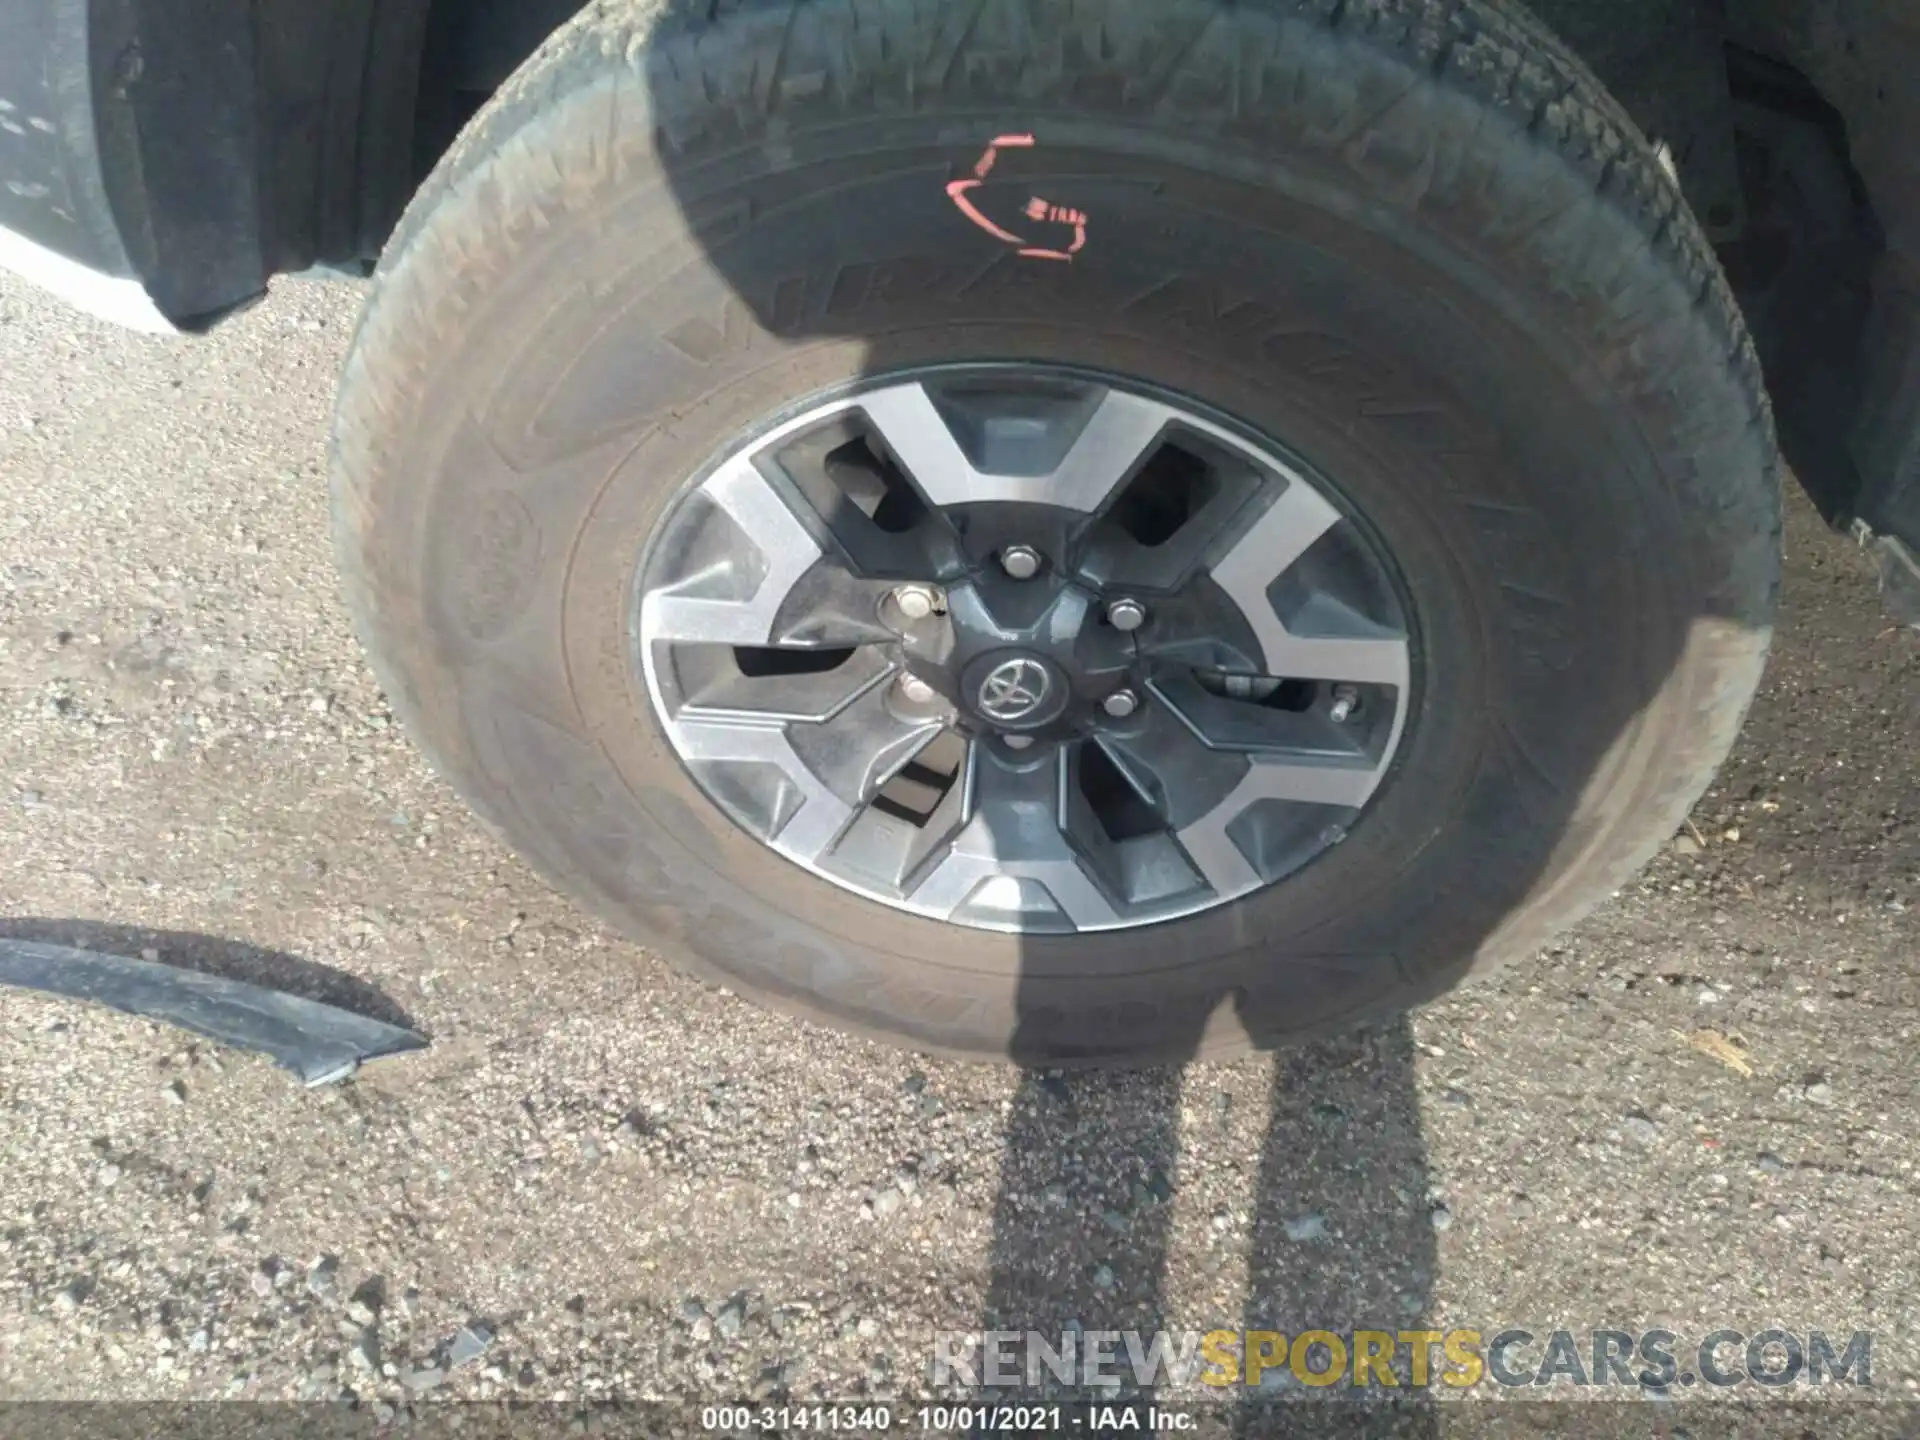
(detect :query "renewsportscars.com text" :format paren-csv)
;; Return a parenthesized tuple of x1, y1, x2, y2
(932, 1327, 1871, 1390)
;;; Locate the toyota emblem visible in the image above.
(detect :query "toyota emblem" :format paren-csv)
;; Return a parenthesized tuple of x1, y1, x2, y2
(976, 657, 1052, 723)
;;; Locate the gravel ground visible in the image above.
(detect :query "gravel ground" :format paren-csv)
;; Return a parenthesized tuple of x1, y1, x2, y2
(0, 270, 1917, 1424)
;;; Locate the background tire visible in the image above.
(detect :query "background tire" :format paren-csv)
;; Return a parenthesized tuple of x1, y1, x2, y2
(330, 0, 1779, 1064)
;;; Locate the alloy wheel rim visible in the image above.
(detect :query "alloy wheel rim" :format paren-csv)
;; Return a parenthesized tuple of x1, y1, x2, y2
(635, 365, 1415, 934)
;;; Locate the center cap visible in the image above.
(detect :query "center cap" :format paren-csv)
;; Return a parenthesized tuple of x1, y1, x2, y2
(960, 649, 1070, 730)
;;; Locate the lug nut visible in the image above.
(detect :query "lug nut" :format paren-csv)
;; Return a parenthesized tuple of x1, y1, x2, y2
(1102, 688, 1139, 719)
(896, 673, 935, 705)
(891, 584, 939, 620)
(1328, 684, 1360, 723)
(999, 545, 1042, 580)
(1001, 734, 1034, 751)
(1105, 598, 1147, 632)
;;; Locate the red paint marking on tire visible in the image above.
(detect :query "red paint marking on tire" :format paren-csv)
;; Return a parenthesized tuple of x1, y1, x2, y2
(973, 133, 1034, 180)
(946, 135, 1086, 261)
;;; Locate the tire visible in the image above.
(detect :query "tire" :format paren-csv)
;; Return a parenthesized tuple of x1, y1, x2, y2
(330, 0, 1779, 1065)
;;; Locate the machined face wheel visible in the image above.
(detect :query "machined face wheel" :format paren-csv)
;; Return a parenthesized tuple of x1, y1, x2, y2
(636, 366, 1414, 933)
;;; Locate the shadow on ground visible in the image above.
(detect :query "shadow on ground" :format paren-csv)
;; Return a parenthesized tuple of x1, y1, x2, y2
(985, 1025, 1437, 1433)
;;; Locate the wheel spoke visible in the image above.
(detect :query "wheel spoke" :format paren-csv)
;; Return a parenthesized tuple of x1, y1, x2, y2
(906, 745, 1122, 931)
(1208, 482, 1410, 687)
(1045, 389, 1183, 513)
(1211, 479, 1342, 602)
(670, 717, 854, 864)
(641, 454, 825, 646)
(1174, 754, 1378, 896)
(788, 676, 953, 808)
(1143, 668, 1388, 897)
(672, 643, 895, 724)
(1088, 693, 1250, 829)
(1258, 631, 1408, 686)
(1148, 669, 1374, 756)
(822, 728, 971, 894)
(857, 381, 1176, 512)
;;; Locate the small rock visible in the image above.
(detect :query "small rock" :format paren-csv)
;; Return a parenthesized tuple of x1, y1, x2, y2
(163, 1079, 187, 1106)
(139, 947, 160, 962)
(188, 1329, 210, 1354)
(1804, 1082, 1835, 1106)
(579, 1137, 602, 1164)
(401, 1365, 447, 1393)
(714, 1299, 747, 1341)
(856, 1316, 879, 1340)
(52, 1281, 82, 1314)
(96, 1162, 123, 1190)
(1430, 1205, 1454, 1233)
(249, 1265, 276, 1300)
(902, 1071, 927, 1094)
(1440, 1087, 1472, 1108)
(1509, 1195, 1536, 1220)
(872, 1188, 903, 1218)
(676, 1298, 707, 1323)
(1623, 1114, 1660, 1145)
(347, 1330, 380, 1372)
(1090, 1263, 1116, 1291)
(448, 1322, 494, 1368)
(1100, 1208, 1128, 1232)
(1673, 834, 1702, 857)
(1144, 1166, 1175, 1203)
(344, 1293, 379, 1327)
(1043, 1182, 1069, 1207)
(1757, 1152, 1786, 1174)
(1283, 1213, 1326, 1242)
(306, 1258, 338, 1299)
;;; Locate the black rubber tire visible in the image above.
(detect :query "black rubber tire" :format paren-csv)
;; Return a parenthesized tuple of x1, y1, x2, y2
(330, 0, 1779, 1065)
